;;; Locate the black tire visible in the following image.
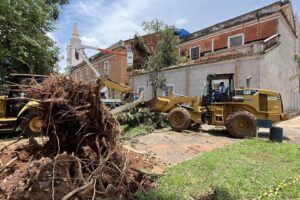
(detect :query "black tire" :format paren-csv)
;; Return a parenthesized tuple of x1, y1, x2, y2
(225, 111, 257, 138)
(20, 110, 43, 137)
(168, 107, 191, 131)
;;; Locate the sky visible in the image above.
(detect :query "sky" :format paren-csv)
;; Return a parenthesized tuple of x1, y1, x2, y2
(50, 0, 300, 73)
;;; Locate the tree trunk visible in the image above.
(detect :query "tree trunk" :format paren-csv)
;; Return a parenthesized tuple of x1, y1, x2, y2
(110, 92, 144, 115)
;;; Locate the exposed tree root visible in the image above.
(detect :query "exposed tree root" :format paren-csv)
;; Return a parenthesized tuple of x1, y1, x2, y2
(0, 76, 152, 200)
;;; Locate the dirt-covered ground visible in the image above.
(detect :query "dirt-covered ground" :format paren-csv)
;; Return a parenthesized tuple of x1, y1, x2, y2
(0, 139, 158, 199)
(0, 115, 299, 199)
(126, 115, 300, 167)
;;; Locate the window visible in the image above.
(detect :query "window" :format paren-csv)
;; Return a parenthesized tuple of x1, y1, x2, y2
(228, 34, 244, 48)
(137, 86, 145, 95)
(190, 47, 200, 60)
(164, 84, 174, 96)
(86, 68, 90, 80)
(104, 61, 109, 75)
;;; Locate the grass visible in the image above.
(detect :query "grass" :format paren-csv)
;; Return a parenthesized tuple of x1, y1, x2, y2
(120, 124, 150, 140)
(137, 139, 300, 200)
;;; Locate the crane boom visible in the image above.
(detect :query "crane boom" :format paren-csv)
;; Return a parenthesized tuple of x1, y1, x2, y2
(74, 44, 134, 96)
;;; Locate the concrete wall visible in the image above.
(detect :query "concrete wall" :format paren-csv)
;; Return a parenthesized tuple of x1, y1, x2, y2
(297, 20, 300, 55)
(294, 15, 299, 55)
(130, 56, 261, 101)
(187, 58, 261, 97)
(129, 73, 153, 100)
(260, 15, 299, 111)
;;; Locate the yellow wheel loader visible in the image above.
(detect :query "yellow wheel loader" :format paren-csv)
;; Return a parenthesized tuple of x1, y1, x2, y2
(0, 45, 134, 136)
(154, 73, 288, 138)
(0, 74, 47, 136)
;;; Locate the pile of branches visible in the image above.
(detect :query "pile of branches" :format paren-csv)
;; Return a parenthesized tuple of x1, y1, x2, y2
(116, 103, 168, 130)
(8, 76, 147, 199)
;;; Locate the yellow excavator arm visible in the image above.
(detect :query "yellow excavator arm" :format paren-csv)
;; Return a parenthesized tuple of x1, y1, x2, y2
(75, 45, 135, 96)
(100, 77, 133, 94)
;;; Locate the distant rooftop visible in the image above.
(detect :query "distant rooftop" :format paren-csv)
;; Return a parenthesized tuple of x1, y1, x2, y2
(181, 0, 291, 43)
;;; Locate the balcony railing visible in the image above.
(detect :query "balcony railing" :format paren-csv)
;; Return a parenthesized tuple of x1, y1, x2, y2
(194, 34, 280, 65)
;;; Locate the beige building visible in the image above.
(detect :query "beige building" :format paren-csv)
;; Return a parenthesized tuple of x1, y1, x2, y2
(130, 1, 300, 111)
(69, 31, 158, 97)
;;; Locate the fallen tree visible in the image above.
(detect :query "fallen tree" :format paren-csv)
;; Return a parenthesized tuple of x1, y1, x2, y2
(0, 75, 152, 199)
(116, 103, 168, 131)
(111, 92, 144, 115)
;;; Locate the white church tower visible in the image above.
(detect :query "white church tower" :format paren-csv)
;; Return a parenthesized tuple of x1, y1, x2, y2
(66, 23, 83, 74)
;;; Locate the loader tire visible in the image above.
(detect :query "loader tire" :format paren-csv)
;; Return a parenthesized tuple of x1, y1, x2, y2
(20, 110, 43, 137)
(225, 111, 257, 139)
(168, 107, 191, 132)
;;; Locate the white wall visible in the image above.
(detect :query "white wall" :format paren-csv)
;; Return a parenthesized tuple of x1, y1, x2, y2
(130, 56, 261, 101)
(129, 73, 153, 100)
(296, 15, 300, 55)
(260, 15, 299, 111)
(130, 16, 299, 111)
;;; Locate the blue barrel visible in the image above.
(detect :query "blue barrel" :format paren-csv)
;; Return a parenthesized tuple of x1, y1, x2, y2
(270, 127, 283, 143)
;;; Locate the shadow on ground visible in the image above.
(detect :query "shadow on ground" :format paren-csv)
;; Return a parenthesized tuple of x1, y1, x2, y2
(200, 128, 234, 138)
(199, 127, 291, 141)
(258, 131, 290, 141)
(137, 186, 238, 200)
(0, 131, 22, 140)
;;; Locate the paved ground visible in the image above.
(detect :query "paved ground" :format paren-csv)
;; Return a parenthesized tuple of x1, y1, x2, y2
(127, 115, 300, 166)
(268, 115, 300, 143)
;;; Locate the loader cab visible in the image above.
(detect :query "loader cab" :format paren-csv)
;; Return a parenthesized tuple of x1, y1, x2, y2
(4, 74, 48, 86)
(1, 74, 48, 117)
(202, 73, 235, 106)
(0, 74, 48, 134)
(5, 89, 29, 117)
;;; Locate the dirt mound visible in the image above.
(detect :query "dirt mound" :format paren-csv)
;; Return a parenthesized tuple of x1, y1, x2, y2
(0, 76, 153, 199)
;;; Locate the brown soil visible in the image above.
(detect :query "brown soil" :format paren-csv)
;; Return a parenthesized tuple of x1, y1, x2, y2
(127, 128, 239, 165)
(0, 141, 157, 200)
(0, 76, 155, 200)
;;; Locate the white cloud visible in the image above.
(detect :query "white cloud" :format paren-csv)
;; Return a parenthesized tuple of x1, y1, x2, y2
(175, 18, 188, 27)
(81, 36, 99, 46)
(55, 0, 298, 72)
(52, 0, 207, 72)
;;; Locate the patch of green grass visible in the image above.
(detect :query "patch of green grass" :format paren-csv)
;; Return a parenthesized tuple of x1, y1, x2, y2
(137, 139, 300, 200)
(120, 124, 150, 140)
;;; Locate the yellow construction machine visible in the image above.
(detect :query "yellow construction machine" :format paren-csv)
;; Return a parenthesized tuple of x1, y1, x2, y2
(75, 45, 137, 108)
(0, 74, 47, 136)
(154, 73, 288, 138)
(0, 44, 134, 136)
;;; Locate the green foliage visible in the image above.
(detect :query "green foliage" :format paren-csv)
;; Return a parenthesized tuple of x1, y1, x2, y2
(116, 106, 168, 130)
(141, 19, 183, 97)
(120, 124, 149, 140)
(137, 139, 300, 199)
(0, 0, 68, 78)
(142, 19, 165, 34)
(132, 34, 151, 69)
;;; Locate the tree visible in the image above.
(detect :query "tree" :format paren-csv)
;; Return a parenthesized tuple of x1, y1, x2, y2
(0, 0, 68, 78)
(131, 34, 151, 69)
(141, 19, 186, 97)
